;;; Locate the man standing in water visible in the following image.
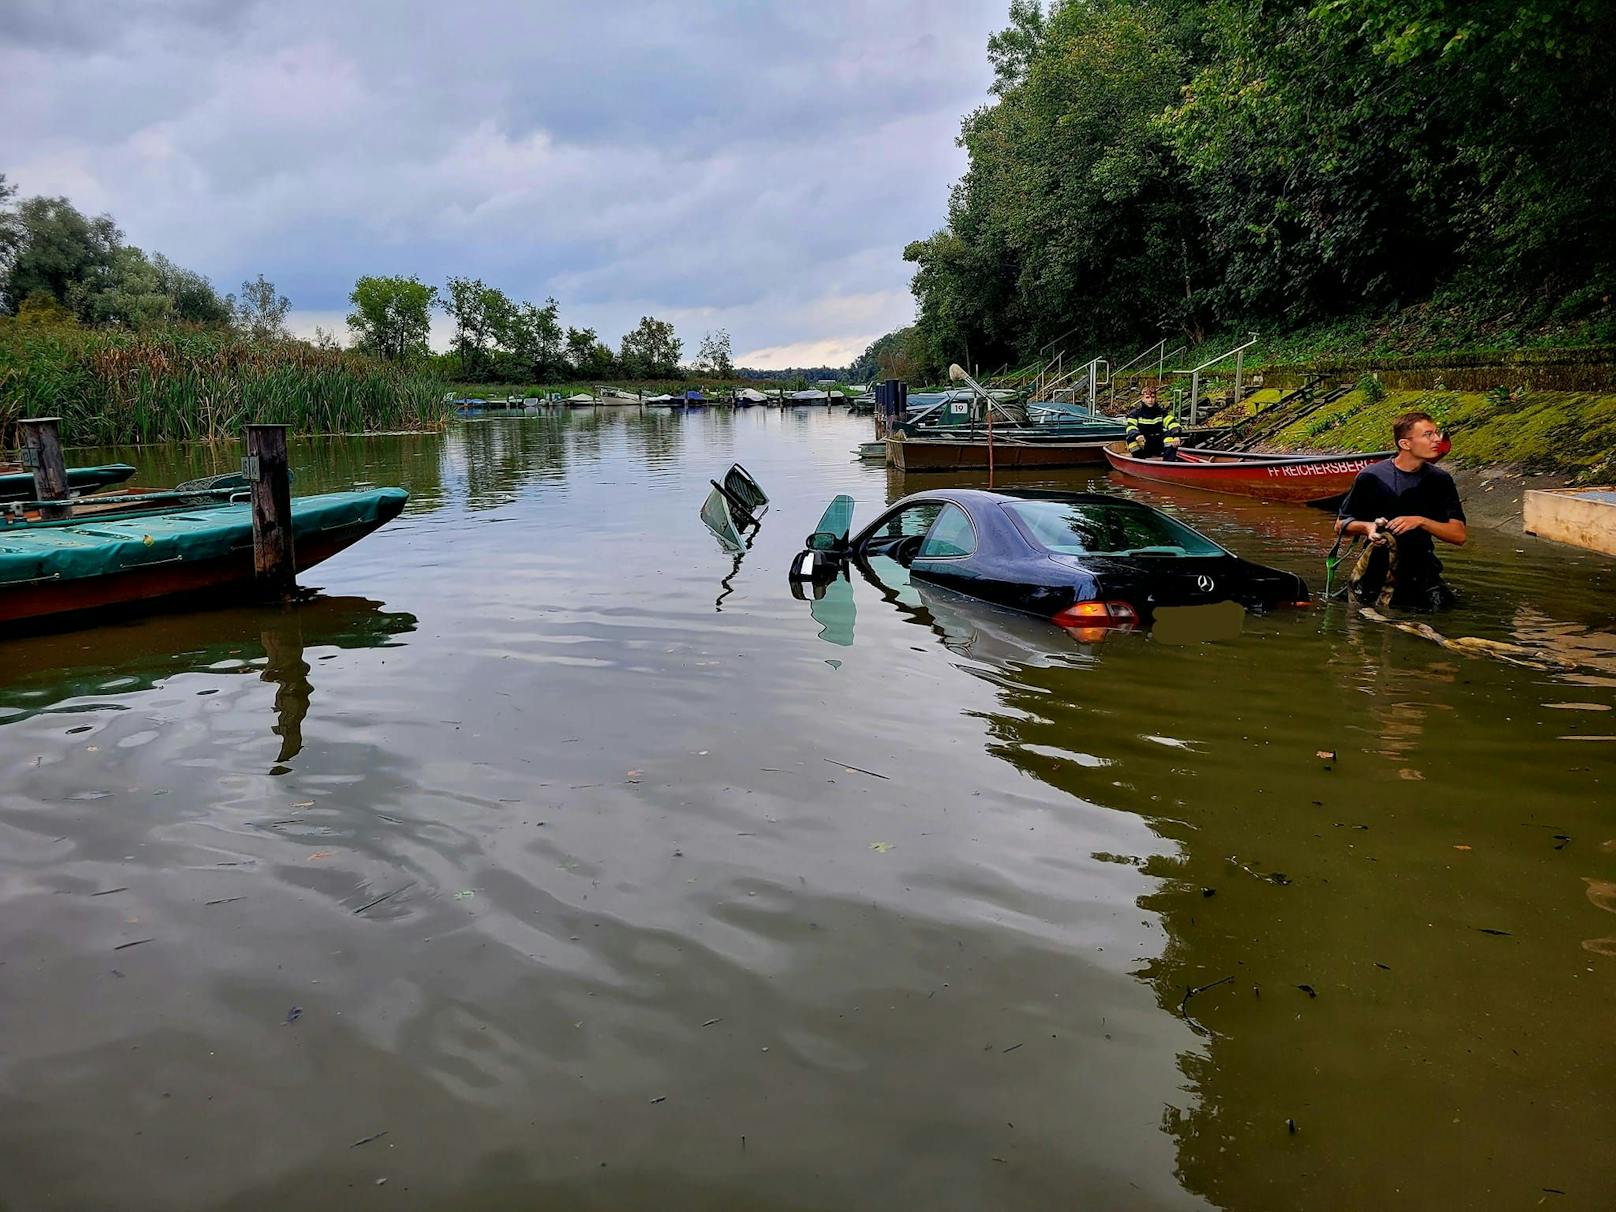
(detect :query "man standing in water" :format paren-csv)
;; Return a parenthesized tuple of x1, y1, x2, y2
(1338, 411, 1466, 609)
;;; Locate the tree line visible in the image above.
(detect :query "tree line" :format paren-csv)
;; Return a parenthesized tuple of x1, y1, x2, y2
(0, 175, 737, 383)
(895, 0, 1616, 380)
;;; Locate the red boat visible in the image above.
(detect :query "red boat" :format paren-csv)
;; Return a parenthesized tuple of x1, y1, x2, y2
(1103, 444, 1394, 505)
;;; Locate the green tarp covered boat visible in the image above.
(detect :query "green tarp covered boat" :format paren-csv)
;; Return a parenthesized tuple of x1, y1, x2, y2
(0, 463, 137, 502)
(0, 487, 408, 626)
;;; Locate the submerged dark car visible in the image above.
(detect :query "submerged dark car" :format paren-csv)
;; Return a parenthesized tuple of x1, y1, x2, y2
(790, 488, 1309, 640)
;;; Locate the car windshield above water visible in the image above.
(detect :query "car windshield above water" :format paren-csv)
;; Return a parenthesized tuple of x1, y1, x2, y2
(1002, 499, 1227, 558)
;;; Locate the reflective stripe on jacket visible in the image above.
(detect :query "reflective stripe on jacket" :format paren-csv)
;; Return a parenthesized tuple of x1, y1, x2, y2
(1124, 406, 1181, 439)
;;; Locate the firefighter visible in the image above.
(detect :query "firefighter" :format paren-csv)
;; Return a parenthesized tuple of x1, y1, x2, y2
(1125, 383, 1182, 460)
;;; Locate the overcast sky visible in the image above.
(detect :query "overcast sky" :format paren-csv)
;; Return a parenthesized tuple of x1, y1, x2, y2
(2, 0, 1006, 367)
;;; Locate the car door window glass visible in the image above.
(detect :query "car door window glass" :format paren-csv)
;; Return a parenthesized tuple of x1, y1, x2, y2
(864, 503, 945, 569)
(916, 502, 976, 558)
(869, 503, 944, 542)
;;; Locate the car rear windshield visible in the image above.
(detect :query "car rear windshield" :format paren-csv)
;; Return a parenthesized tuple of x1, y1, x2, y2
(1002, 500, 1226, 557)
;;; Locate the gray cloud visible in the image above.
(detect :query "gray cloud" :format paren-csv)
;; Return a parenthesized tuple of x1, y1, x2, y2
(2, 0, 1003, 365)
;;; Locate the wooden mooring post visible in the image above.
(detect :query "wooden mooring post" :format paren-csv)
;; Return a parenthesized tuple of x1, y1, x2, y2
(18, 417, 70, 520)
(875, 378, 907, 437)
(244, 424, 296, 595)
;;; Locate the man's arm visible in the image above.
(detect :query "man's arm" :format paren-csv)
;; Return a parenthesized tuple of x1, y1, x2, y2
(1386, 515, 1467, 545)
(1338, 517, 1381, 539)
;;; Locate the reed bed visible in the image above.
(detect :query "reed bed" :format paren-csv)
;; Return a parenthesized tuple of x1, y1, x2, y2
(0, 328, 451, 447)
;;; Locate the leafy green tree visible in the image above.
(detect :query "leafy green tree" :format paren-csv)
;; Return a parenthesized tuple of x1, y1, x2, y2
(503, 297, 565, 380)
(1307, 0, 1616, 289)
(1, 185, 226, 325)
(152, 254, 230, 325)
(441, 276, 514, 380)
(906, 0, 1616, 365)
(585, 341, 616, 377)
(73, 244, 172, 327)
(849, 327, 923, 383)
(565, 325, 596, 368)
(347, 275, 437, 362)
(3, 195, 121, 316)
(228, 274, 291, 342)
(907, 1, 1199, 372)
(0, 175, 22, 296)
(619, 315, 682, 378)
(7, 289, 78, 329)
(566, 326, 615, 377)
(695, 328, 733, 377)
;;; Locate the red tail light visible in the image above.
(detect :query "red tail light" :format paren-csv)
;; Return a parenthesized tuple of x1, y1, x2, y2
(1051, 600, 1139, 629)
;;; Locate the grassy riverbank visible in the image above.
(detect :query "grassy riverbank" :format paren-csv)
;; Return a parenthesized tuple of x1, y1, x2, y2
(1178, 293, 1616, 373)
(0, 328, 451, 446)
(1220, 385, 1616, 484)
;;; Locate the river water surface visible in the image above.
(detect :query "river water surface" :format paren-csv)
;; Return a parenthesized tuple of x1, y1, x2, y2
(2, 408, 1613, 1210)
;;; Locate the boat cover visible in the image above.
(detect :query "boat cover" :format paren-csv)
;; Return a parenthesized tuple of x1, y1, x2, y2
(0, 489, 407, 588)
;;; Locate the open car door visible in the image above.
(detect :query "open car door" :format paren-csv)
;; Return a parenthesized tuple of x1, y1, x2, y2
(788, 494, 855, 588)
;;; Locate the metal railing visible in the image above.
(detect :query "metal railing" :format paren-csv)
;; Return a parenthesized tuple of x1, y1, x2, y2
(1171, 334, 1258, 425)
(1040, 355, 1109, 408)
(1033, 323, 1094, 401)
(1107, 338, 1188, 409)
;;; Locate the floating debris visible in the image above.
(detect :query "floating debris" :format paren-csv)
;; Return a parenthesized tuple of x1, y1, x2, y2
(353, 881, 416, 915)
(824, 757, 889, 780)
(1178, 974, 1233, 1036)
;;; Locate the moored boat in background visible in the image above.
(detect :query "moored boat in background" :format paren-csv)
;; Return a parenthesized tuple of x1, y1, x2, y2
(889, 433, 1119, 472)
(1103, 444, 1391, 505)
(0, 463, 138, 502)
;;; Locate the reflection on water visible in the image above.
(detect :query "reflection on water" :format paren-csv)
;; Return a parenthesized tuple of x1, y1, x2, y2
(0, 596, 415, 730)
(2, 408, 1614, 1210)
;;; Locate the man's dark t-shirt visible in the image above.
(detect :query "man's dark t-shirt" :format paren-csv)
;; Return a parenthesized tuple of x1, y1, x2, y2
(1341, 459, 1465, 580)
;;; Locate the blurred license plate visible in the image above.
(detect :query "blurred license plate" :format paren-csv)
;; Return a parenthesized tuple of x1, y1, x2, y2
(1152, 600, 1245, 644)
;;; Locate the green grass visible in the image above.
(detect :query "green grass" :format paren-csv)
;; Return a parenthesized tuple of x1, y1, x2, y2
(1258, 387, 1616, 483)
(0, 327, 452, 446)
